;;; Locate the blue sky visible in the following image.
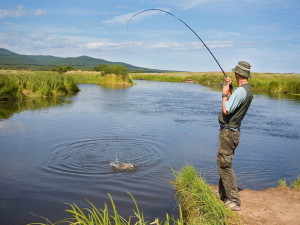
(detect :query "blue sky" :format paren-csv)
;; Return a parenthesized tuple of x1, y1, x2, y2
(0, 0, 299, 73)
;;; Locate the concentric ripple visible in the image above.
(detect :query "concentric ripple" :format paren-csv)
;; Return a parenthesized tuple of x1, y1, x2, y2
(43, 136, 163, 176)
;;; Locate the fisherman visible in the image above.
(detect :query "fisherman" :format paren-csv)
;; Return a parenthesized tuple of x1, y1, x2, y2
(217, 61, 253, 211)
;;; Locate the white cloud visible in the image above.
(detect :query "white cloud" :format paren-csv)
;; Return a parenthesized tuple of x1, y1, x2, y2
(0, 5, 46, 19)
(181, 0, 210, 9)
(85, 40, 235, 52)
(102, 9, 168, 25)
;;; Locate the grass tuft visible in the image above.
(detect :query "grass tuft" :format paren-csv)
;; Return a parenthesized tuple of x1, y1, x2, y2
(278, 176, 300, 189)
(290, 176, 300, 189)
(172, 165, 240, 225)
(277, 179, 288, 189)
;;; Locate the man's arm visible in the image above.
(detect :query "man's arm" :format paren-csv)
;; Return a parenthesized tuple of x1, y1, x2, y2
(222, 77, 232, 115)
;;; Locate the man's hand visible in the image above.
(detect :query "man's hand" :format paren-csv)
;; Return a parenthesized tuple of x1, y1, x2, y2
(222, 77, 233, 96)
(225, 77, 232, 86)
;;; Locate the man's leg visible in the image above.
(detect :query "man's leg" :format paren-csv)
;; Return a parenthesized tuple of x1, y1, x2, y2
(217, 129, 240, 206)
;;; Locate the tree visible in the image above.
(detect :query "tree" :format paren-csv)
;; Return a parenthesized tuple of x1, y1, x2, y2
(51, 65, 74, 74)
(93, 64, 129, 80)
(93, 64, 109, 72)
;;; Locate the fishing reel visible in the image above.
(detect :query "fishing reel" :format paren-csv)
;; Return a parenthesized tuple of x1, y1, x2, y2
(220, 82, 233, 89)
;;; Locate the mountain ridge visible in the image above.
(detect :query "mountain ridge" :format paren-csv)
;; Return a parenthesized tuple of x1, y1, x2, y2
(0, 48, 170, 72)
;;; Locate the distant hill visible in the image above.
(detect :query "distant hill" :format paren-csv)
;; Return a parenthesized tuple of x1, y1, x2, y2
(0, 48, 169, 72)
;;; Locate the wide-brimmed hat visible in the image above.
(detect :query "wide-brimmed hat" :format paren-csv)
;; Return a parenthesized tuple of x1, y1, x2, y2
(232, 61, 251, 78)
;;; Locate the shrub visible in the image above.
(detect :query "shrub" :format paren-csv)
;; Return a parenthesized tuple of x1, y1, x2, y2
(51, 65, 74, 74)
(101, 65, 129, 80)
(93, 64, 110, 72)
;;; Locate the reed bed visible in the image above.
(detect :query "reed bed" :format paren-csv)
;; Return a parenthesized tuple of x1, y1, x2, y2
(132, 72, 300, 95)
(0, 70, 134, 100)
(172, 165, 239, 225)
(0, 70, 79, 100)
(66, 71, 134, 87)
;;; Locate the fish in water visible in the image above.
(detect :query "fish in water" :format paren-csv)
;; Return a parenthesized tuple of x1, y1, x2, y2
(109, 156, 135, 171)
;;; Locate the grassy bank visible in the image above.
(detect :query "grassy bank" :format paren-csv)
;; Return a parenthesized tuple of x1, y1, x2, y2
(0, 70, 79, 100)
(0, 70, 134, 100)
(132, 72, 300, 96)
(172, 165, 239, 225)
(67, 70, 133, 88)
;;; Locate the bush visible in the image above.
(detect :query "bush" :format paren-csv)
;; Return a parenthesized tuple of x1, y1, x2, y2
(93, 64, 129, 80)
(93, 64, 109, 72)
(101, 65, 129, 80)
(51, 65, 74, 74)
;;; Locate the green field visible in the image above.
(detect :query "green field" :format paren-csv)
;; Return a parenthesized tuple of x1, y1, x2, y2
(132, 72, 300, 96)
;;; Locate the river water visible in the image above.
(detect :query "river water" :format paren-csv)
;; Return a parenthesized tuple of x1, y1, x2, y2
(0, 80, 299, 224)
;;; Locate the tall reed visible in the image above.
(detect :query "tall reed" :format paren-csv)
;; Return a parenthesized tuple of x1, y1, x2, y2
(0, 70, 80, 99)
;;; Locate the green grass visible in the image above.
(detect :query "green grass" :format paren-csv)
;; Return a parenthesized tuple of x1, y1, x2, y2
(67, 70, 133, 88)
(172, 165, 239, 225)
(291, 176, 300, 189)
(0, 74, 18, 100)
(29, 193, 184, 225)
(0, 70, 80, 99)
(278, 175, 300, 189)
(132, 72, 300, 96)
(0, 70, 134, 100)
(277, 179, 288, 189)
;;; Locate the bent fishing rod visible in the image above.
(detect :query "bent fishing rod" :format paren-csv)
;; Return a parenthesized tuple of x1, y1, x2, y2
(127, 8, 228, 79)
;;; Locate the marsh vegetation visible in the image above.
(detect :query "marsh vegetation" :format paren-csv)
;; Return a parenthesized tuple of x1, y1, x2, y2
(132, 72, 300, 96)
(0, 70, 79, 100)
(0, 66, 133, 101)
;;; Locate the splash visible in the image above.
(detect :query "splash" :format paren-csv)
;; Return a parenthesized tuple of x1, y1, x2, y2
(109, 154, 135, 171)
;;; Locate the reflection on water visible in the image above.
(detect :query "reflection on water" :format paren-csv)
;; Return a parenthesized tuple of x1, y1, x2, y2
(0, 82, 299, 225)
(254, 91, 300, 103)
(0, 97, 72, 120)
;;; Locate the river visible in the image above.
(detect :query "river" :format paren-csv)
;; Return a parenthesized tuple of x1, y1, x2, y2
(0, 80, 299, 224)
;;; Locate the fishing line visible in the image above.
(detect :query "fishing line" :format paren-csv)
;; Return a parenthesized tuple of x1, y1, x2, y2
(127, 8, 228, 78)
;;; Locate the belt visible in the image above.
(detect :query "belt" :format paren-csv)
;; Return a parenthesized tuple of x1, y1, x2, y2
(220, 124, 239, 132)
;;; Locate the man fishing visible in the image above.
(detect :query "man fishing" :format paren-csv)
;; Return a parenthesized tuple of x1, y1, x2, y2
(127, 9, 254, 211)
(217, 61, 253, 211)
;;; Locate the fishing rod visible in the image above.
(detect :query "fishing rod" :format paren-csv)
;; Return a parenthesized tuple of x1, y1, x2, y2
(127, 8, 228, 79)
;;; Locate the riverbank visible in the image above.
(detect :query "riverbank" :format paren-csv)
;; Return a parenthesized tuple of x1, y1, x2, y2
(174, 165, 300, 225)
(30, 165, 300, 225)
(131, 72, 300, 96)
(0, 70, 133, 100)
(210, 185, 300, 225)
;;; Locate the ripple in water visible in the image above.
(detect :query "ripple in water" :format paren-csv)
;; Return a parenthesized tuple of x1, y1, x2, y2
(43, 136, 162, 176)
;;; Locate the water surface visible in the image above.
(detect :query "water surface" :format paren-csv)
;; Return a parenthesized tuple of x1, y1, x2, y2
(0, 81, 299, 224)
